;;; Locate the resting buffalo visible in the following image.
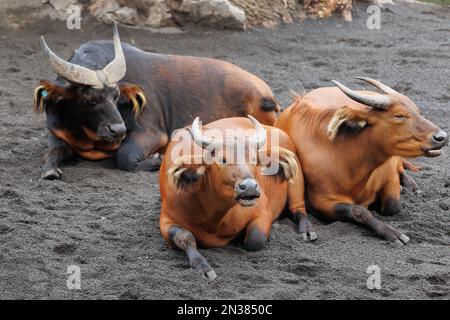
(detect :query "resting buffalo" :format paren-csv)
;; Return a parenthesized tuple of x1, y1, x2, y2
(159, 116, 316, 279)
(34, 23, 279, 180)
(276, 77, 448, 246)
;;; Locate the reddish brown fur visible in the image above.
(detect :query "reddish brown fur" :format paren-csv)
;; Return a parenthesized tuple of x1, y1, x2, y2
(402, 159, 421, 172)
(51, 128, 120, 160)
(159, 117, 306, 249)
(150, 55, 279, 126)
(276, 86, 444, 224)
(119, 84, 147, 116)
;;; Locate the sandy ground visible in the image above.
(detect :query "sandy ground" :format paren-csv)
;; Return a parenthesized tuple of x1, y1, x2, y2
(0, 2, 449, 299)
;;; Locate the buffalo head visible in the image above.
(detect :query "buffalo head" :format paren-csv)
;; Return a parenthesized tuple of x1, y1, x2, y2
(34, 23, 146, 143)
(329, 77, 448, 158)
(168, 116, 298, 208)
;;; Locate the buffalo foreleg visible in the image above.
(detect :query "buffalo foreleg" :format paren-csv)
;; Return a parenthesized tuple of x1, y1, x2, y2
(41, 135, 74, 180)
(243, 218, 272, 251)
(166, 225, 217, 281)
(400, 159, 420, 193)
(116, 131, 167, 171)
(287, 208, 317, 241)
(287, 166, 317, 241)
(378, 172, 402, 217)
(296, 213, 317, 241)
(400, 171, 420, 193)
(334, 203, 410, 247)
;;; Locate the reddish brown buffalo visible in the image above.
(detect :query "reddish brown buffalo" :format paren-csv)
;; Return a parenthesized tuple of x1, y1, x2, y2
(159, 116, 315, 279)
(276, 77, 448, 246)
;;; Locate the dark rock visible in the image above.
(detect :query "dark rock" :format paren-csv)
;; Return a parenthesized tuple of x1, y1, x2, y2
(438, 202, 449, 211)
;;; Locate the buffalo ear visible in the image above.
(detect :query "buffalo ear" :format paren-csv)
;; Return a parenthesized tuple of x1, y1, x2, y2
(167, 155, 206, 190)
(327, 106, 368, 141)
(119, 84, 147, 117)
(33, 80, 63, 113)
(259, 147, 299, 182)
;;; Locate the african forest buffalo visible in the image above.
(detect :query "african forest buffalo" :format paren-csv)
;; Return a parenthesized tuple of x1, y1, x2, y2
(276, 77, 448, 246)
(34, 23, 279, 180)
(159, 116, 316, 279)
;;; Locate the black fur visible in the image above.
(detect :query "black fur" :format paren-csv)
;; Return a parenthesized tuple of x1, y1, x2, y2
(260, 97, 277, 112)
(177, 169, 203, 189)
(380, 197, 401, 217)
(244, 227, 267, 251)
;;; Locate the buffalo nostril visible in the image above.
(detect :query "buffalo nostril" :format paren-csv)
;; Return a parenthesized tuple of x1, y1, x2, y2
(108, 123, 126, 137)
(236, 178, 259, 196)
(433, 135, 445, 142)
(432, 130, 448, 143)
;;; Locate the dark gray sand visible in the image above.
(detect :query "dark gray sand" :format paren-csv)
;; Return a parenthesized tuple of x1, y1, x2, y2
(0, 2, 449, 299)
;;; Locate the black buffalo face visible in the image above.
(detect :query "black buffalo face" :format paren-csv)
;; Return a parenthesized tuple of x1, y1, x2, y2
(34, 79, 149, 144)
(34, 81, 127, 143)
(75, 85, 126, 142)
(36, 22, 129, 143)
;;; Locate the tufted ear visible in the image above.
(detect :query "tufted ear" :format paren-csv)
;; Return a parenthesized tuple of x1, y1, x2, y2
(33, 80, 65, 113)
(167, 155, 206, 190)
(259, 147, 299, 182)
(119, 83, 147, 117)
(327, 106, 368, 141)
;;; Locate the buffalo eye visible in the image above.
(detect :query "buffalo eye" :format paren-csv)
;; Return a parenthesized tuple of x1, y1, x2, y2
(394, 114, 407, 120)
(213, 156, 226, 164)
(90, 98, 100, 106)
(111, 89, 120, 101)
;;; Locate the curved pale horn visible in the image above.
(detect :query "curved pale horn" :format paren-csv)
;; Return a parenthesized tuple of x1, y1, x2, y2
(247, 115, 267, 149)
(190, 117, 216, 149)
(332, 80, 391, 110)
(40, 36, 102, 86)
(355, 76, 398, 95)
(101, 22, 126, 85)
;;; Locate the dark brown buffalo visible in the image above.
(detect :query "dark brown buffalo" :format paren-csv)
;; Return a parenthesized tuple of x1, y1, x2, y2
(34, 23, 279, 179)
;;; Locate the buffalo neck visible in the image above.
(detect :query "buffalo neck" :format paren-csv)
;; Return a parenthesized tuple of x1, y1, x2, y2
(333, 129, 391, 187)
(197, 179, 237, 225)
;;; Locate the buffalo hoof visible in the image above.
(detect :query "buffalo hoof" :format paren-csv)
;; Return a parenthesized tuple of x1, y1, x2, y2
(380, 224, 410, 247)
(400, 172, 420, 194)
(298, 216, 317, 241)
(135, 154, 162, 171)
(390, 233, 410, 248)
(269, 221, 279, 241)
(191, 254, 217, 281)
(400, 186, 422, 195)
(41, 168, 62, 180)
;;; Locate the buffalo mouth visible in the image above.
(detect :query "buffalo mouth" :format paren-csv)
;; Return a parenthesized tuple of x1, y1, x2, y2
(423, 145, 444, 157)
(98, 134, 126, 144)
(83, 126, 126, 143)
(236, 195, 259, 207)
